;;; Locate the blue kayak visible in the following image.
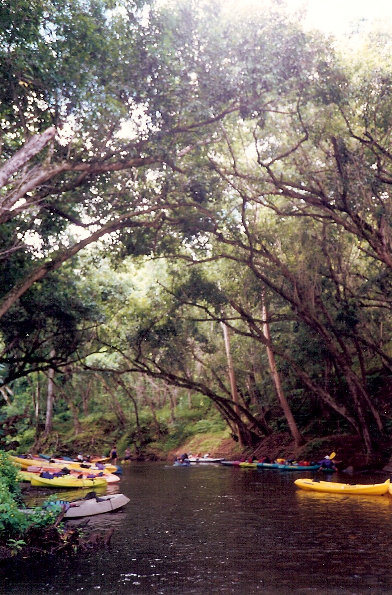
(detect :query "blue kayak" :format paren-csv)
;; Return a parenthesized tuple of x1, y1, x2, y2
(320, 466, 337, 473)
(277, 463, 320, 471)
(256, 462, 280, 469)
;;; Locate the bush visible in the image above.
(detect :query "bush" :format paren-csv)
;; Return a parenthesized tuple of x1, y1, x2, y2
(0, 451, 22, 497)
(13, 428, 36, 454)
(0, 452, 26, 539)
(0, 452, 62, 542)
(0, 481, 30, 537)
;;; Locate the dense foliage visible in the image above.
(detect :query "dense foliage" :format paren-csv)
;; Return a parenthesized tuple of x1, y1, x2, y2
(0, 452, 61, 542)
(1, 0, 392, 459)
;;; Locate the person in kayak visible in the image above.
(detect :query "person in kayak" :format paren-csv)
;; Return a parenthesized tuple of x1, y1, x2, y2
(318, 455, 337, 472)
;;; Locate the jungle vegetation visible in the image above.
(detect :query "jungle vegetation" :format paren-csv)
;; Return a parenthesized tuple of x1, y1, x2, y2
(1, 0, 392, 460)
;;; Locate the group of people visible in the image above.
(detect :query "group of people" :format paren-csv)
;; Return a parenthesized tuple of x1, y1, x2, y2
(242, 453, 338, 471)
(109, 445, 132, 465)
(72, 446, 132, 467)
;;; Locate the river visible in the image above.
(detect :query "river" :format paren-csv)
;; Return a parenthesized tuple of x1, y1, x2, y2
(3, 462, 392, 594)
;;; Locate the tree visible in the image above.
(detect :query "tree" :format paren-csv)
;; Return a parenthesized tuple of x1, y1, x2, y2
(0, 0, 338, 321)
(261, 293, 304, 447)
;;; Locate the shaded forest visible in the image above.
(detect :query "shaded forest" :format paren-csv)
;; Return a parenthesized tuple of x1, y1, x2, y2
(1, 0, 392, 462)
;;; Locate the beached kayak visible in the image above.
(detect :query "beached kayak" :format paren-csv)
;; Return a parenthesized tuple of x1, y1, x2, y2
(20, 493, 129, 519)
(294, 478, 390, 495)
(11, 455, 44, 468)
(11, 455, 117, 475)
(30, 475, 107, 489)
(17, 470, 36, 482)
(50, 458, 118, 474)
(64, 494, 130, 518)
(24, 466, 120, 484)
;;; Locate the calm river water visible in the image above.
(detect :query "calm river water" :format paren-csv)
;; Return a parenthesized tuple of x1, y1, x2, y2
(3, 463, 392, 594)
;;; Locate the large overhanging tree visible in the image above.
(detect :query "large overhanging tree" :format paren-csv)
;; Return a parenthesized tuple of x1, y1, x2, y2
(0, 0, 337, 317)
(0, 0, 337, 383)
(134, 24, 392, 455)
(78, 13, 392, 456)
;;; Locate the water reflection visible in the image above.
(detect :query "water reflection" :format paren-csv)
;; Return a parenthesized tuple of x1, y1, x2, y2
(4, 464, 392, 594)
(22, 483, 112, 507)
(295, 487, 392, 510)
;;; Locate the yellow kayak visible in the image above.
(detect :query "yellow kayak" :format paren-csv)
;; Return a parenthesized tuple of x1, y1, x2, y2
(17, 466, 119, 484)
(294, 478, 390, 495)
(11, 455, 44, 469)
(239, 462, 258, 468)
(50, 459, 118, 474)
(18, 470, 36, 482)
(30, 475, 107, 489)
(11, 455, 117, 474)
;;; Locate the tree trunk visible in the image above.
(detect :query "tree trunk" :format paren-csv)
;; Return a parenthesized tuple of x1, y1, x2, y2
(262, 294, 304, 448)
(221, 321, 245, 446)
(82, 379, 92, 416)
(98, 374, 127, 427)
(44, 350, 56, 435)
(142, 378, 162, 434)
(34, 372, 41, 438)
(246, 371, 272, 436)
(168, 387, 178, 424)
(69, 400, 82, 436)
(116, 376, 141, 432)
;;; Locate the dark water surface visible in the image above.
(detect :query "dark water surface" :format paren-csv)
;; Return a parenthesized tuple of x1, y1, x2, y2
(3, 463, 392, 594)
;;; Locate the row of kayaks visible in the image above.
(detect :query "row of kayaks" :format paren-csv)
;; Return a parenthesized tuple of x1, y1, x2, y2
(221, 460, 331, 471)
(11, 455, 120, 488)
(11, 455, 131, 519)
(174, 455, 335, 471)
(175, 455, 392, 496)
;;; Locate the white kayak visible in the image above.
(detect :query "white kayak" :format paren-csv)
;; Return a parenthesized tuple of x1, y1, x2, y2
(188, 456, 225, 464)
(64, 493, 130, 518)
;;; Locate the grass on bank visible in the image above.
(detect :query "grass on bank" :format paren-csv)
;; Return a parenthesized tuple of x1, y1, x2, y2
(8, 393, 231, 460)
